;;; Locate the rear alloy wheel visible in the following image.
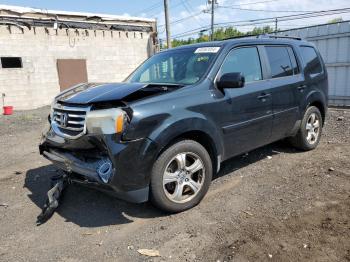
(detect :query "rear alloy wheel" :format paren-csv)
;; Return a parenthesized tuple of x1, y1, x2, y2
(150, 140, 212, 212)
(289, 106, 323, 151)
(305, 112, 321, 145)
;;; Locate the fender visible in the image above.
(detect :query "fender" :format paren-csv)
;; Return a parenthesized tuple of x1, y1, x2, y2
(147, 115, 224, 159)
(301, 89, 327, 118)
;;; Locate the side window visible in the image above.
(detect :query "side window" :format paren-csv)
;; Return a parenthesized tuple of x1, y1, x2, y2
(220, 47, 262, 82)
(265, 46, 293, 78)
(300, 46, 322, 76)
(287, 47, 300, 75)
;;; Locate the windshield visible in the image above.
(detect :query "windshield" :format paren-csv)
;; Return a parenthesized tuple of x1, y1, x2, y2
(127, 47, 220, 85)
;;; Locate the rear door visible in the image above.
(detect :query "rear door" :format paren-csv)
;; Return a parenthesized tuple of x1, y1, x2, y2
(263, 45, 302, 141)
(218, 46, 273, 158)
(298, 45, 326, 104)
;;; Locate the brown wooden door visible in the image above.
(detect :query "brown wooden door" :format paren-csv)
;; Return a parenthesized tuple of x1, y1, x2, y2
(57, 59, 88, 91)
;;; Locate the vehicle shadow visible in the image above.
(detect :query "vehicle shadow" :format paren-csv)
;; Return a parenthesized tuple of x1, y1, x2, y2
(24, 140, 300, 228)
(25, 166, 165, 228)
(215, 140, 300, 180)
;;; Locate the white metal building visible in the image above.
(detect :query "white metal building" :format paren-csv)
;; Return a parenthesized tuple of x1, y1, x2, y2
(279, 21, 350, 106)
(0, 5, 157, 110)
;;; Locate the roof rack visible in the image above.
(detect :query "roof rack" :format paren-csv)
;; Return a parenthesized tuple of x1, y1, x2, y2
(262, 34, 302, 40)
(223, 33, 258, 40)
(223, 34, 302, 41)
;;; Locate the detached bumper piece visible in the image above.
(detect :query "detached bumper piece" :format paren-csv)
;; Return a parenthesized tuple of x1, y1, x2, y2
(36, 174, 68, 226)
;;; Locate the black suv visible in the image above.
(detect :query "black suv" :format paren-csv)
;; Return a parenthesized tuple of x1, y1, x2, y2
(40, 36, 328, 212)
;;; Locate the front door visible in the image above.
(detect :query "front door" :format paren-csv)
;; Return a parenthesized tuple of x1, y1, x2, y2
(57, 59, 88, 91)
(219, 46, 273, 158)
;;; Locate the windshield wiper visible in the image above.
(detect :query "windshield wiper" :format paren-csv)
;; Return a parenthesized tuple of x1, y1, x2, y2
(144, 83, 185, 91)
(146, 83, 185, 87)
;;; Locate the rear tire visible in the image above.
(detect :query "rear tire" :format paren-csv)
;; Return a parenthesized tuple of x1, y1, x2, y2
(289, 106, 323, 151)
(150, 140, 212, 213)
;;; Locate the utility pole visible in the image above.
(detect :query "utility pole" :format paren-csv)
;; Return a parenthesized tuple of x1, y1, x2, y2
(274, 18, 278, 34)
(164, 0, 171, 48)
(210, 0, 215, 41)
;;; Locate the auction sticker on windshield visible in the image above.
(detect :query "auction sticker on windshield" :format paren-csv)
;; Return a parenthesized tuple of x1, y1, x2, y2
(194, 47, 220, 53)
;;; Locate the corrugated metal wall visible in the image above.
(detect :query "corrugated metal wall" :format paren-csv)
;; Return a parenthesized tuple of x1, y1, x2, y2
(279, 21, 350, 106)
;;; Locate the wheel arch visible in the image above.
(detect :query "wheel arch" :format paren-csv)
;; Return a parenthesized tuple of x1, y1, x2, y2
(304, 90, 327, 125)
(308, 100, 326, 125)
(157, 130, 219, 174)
(148, 118, 224, 175)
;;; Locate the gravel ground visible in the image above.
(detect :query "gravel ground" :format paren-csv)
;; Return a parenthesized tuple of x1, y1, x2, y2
(0, 107, 349, 262)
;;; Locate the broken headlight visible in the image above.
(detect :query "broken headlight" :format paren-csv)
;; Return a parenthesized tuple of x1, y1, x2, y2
(85, 108, 128, 135)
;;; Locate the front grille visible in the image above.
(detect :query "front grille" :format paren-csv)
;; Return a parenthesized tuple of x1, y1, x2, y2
(52, 104, 90, 138)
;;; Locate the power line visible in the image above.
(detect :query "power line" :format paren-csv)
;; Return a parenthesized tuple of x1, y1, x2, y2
(224, 0, 281, 7)
(158, 7, 313, 28)
(215, 8, 350, 27)
(146, 0, 186, 17)
(141, 0, 281, 19)
(218, 6, 315, 13)
(170, 7, 350, 39)
(158, 10, 205, 28)
(158, 0, 212, 28)
(183, 0, 208, 25)
(131, 1, 163, 16)
(158, 0, 291, 28)
(132, 0, 184, 17)
(180, 0, 203, 27)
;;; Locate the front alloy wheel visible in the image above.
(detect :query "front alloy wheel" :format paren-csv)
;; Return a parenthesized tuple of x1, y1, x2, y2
(163, 152, 205, 203)
(150, 140, 213, 213)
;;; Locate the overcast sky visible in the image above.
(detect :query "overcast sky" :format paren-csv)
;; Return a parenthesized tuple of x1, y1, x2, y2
(0, 0, 349, 39)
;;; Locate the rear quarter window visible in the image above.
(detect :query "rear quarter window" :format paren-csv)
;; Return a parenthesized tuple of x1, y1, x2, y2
(287, 47, 299, 75)
(300, 46, 323, 76)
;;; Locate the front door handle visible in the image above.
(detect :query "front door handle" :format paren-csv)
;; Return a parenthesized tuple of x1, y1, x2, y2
(297, 85, 307, 92)
(257, 93, 271, 101)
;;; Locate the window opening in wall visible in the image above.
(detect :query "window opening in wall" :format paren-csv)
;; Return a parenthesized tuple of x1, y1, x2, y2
(0, 57, 23, 68)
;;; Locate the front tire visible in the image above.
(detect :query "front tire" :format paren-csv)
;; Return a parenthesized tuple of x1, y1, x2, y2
(150, 140, 213, 213)
(289, 106, 323, 151)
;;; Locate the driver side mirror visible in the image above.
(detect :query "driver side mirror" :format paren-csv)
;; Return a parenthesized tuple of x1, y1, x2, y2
(216, 72, 245, 89)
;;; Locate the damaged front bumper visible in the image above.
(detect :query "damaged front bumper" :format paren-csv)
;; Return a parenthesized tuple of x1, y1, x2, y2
(42, 150, 113, 182)
(39, 126, 158, 203)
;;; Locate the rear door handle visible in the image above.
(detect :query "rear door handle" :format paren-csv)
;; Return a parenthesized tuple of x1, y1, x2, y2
(297, 85, 307, 91)
(257, 93, 271, 100)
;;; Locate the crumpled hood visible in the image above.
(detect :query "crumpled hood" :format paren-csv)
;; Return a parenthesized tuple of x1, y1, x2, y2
(56, 82, 147, 104)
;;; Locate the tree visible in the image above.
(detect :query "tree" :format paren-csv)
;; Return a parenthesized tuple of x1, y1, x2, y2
(328, 17, 343, 24)
(171, 26, 274, 47)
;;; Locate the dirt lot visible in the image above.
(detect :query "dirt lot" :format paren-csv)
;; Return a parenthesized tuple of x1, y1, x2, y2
(0, 107, 349, 262)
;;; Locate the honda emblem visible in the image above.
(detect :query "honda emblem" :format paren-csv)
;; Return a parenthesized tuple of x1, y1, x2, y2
(60, 113, 68, 127)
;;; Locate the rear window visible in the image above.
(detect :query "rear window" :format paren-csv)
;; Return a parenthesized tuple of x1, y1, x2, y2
(265, 46, 294, 78)
(300, 46, 322, 76)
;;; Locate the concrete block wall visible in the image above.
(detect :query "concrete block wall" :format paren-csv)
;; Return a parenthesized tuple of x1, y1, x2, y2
(0, 26, 153, 110)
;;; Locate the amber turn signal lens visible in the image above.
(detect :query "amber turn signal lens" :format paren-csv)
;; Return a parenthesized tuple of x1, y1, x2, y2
(115, 114, 124, 133)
